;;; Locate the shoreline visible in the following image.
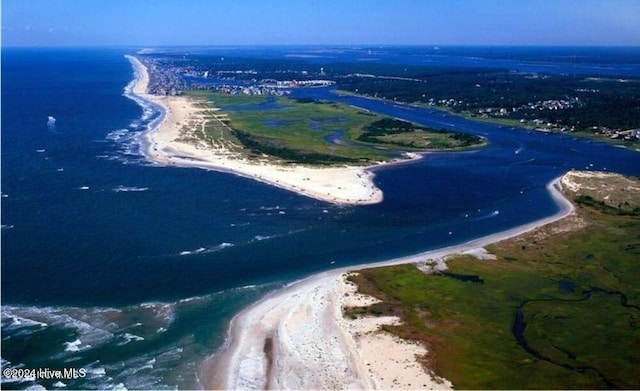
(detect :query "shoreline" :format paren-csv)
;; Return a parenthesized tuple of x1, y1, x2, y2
(125, 55, 387, 206)
(337, 89, 640, 153)
(200, 176, 575, 389)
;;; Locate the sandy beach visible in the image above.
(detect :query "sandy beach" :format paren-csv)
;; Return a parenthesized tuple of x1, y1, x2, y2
(199, 177, 575, 389)
(125, 55, 384, 205)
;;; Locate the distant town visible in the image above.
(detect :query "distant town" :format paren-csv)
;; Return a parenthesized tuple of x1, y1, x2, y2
(137, 51, 640, 145)
(137, 55, 334, 97)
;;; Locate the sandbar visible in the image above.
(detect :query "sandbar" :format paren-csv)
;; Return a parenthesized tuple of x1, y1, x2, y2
(125, 55, 385, 205)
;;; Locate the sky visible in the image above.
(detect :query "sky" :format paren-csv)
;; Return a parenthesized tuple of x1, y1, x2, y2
(2, 0, 640, 47)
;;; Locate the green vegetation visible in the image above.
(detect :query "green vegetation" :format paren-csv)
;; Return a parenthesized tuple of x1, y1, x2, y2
(347, 175, 640, 389)
(185, 91, 484, 165)
(339, 74, 640, 130)
(171, 96, 245, 155)
(232, 130, 360, 165)
(338, 72, 640, 150)
(358, 118, 483, 149)
(575, 195, 640, 216)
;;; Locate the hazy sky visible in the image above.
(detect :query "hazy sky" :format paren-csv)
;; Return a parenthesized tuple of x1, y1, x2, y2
(3, 0, 640, 47)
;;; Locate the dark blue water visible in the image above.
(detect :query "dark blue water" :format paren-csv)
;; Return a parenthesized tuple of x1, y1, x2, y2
(2, 46, 639, 389)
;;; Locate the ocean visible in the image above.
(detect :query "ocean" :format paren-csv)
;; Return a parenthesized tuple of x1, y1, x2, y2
(2, 46, 640, 389)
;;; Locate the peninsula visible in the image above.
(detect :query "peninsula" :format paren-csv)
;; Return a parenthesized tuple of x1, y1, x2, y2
(200, 170, 640, 389)
(127, 55, 383, 205)
(126, 54, 484, 205)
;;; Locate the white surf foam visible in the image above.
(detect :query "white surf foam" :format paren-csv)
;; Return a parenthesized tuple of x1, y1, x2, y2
(477, 210, 500, 219)
(2, 306, 114, 353)
(179, 243, 234, 256)
(64, 338, 83, 352)
(253, 235, 272, 241)
(112, 186, 149, 192)
(116, 333, 145, 346)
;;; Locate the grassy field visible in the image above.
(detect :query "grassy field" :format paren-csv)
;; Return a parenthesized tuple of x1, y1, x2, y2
(347, 172, 640, 389)
(184, 91, 485, 165)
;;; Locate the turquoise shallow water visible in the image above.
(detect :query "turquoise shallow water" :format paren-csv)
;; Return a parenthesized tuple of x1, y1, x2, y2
(2, 47, 639, 389)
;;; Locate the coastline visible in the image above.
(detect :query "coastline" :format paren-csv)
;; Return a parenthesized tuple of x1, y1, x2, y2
(125, 55, 385, 205)
(337, 90, 640, 153)
(200, 176, 575, 389)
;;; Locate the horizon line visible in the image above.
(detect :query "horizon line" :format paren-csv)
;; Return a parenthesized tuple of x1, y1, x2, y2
(3, 43, 640, 49)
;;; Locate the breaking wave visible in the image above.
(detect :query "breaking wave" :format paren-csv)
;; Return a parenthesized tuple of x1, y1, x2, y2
(112, 186, 149, 192)
(178, 242, 235, 256)
(1, 282, 279, 389)
(102, 60, 164, 166)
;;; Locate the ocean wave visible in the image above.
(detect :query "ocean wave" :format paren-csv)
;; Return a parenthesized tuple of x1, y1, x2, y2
(1, 302, 179, 353)
(105, 65, 163, 166)
(259, 205, 284, 211)
(253, 234, 273, 241)
(1, 306, 115, 361)
(64, 338, 84, 352)
(246, 205, 293, 217)
(116, 333, 145, 346)
(477, 210, 500, 220)
(102, 128, 149, 165)
(2, 289, 265, 390)
(82, 360, 107, 380)
(105, 128, 131, 142)
(0, 359, 24, 384)
(2, 314, 48, 332)
(249, 227, 310, 244)
(137, 302, 176, 324)
(155, 347, 183, 365)
(178, 242, 234, 256)
(1, 282, 280, 390)
(112, 186, 149, 193)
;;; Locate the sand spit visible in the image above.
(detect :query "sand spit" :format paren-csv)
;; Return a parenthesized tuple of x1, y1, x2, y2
(201, 272, 452, 390)
(125, 55, 386, 205)
(202, 177, 574, 389)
